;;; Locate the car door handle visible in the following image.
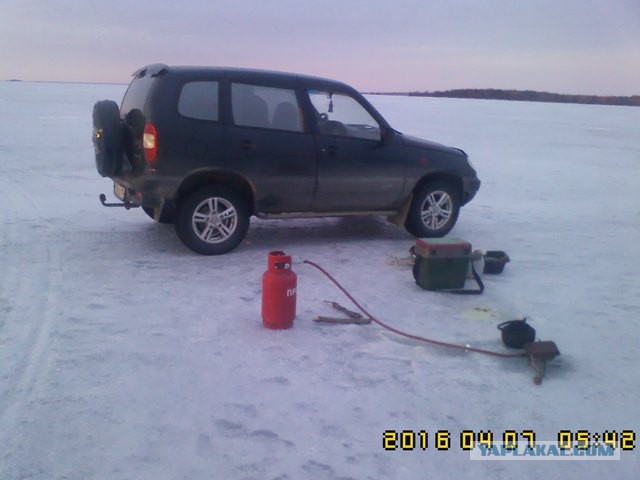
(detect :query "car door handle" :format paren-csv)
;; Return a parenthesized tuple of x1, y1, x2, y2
(321, 145, 337, 155)
(241, 140, 253, 151)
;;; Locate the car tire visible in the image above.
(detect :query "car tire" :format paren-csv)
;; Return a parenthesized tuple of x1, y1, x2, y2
(92, 100, 123, 177)
(142, 205, 175, 224)
(175, 186, 249, 255)
(405, 181, 460, 238)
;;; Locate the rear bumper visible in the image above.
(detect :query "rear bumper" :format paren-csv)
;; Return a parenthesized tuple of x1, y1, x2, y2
(112, 172, 179, 207)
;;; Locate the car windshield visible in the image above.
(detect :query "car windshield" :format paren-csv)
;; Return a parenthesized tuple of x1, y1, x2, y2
(308, 90, 381, 141)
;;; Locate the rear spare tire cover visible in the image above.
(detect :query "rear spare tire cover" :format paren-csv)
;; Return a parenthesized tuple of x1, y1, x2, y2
(92, 100, 124, 177)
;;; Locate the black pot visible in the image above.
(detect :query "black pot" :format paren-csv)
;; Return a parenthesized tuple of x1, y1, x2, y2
(497, 319, 535, 349)
(483, 251, 510, 274)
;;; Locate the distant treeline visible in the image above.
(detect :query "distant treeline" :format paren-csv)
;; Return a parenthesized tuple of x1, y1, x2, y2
(372, 89, 640, 107)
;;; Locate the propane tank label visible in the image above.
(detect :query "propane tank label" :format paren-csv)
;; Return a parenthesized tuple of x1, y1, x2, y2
(287, 287, 297, 297)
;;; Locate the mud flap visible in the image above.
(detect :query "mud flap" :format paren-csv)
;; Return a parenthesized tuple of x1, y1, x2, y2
(386, 194, 412, 226)
(153, 199, 167, 222)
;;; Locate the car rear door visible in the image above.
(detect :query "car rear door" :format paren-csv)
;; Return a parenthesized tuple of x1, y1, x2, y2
(224, 77, 316, 213)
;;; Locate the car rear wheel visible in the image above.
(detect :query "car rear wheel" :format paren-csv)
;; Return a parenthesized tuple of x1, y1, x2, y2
(92, 100, 123, 177)
(175, 186, 249, 255)
(405, 181, 460, 238)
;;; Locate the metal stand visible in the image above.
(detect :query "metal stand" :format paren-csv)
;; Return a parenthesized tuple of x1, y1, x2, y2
(524, 341, 560, 385)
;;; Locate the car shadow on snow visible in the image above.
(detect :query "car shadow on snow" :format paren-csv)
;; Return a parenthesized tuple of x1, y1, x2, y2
(100, 215, 412, 257)
(242, 216, 411, 250)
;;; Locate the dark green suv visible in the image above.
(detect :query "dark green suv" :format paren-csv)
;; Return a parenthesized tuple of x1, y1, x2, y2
(92, 64, 480, 254)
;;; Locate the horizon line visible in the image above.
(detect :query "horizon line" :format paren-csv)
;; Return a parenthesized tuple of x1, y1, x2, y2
(4, 79, 638, 99)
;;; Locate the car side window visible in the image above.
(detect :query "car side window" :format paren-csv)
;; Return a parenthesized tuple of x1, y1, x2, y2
(231, 84, 303, 132)
(308, 90, 381, 141)
(178, 81, 219, 121)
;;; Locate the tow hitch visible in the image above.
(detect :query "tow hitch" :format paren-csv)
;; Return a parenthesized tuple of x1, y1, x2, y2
(99, 193, 139, 209)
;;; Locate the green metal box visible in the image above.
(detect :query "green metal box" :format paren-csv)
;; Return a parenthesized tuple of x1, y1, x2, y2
(413, 238, 471, 290)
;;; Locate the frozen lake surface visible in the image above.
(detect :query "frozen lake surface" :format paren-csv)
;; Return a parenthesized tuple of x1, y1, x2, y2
(0, 81, 639, 479)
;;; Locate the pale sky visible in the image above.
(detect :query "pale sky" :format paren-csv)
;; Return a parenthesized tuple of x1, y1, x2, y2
(1, 0, 639, 95)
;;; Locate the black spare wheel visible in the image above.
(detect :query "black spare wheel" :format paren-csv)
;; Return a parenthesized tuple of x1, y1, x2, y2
(92, 100, 124, 177)
(175, 186, 250, 255)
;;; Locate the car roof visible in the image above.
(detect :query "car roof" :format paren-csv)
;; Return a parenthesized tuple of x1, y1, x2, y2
(132, 63, 356, 92)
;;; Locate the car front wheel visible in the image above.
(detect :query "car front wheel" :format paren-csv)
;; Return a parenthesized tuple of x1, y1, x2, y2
(405, 181, 460, 238)
(175, 186, 249, 255)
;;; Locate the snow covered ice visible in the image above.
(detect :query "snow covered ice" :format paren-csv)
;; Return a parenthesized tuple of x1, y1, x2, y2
(0, 81, 639, 479)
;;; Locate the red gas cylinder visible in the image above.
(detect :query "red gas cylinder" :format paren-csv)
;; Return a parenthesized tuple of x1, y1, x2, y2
(262, 251, 297, 329)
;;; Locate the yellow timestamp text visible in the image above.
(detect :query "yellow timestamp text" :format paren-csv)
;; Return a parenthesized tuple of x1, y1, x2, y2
(383, 429, 636, 452)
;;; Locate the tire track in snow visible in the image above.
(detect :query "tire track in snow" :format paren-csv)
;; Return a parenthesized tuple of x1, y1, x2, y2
(0, 176, 62, 453)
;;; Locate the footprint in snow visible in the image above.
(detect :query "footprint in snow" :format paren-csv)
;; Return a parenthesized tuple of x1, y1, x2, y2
(262, 376, 290, 385)
(214, 419, 247, 437)
(196, 433, 212, 456)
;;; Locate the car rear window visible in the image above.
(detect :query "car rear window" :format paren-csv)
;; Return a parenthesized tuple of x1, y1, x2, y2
(120, 75, 155, 116)
(178, 81, 219, 121)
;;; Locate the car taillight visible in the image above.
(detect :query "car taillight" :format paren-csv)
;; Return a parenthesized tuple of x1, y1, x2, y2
(143, 122, 158, 165)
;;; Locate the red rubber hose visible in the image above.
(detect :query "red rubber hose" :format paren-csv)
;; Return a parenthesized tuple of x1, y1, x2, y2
(304, 259, 526, 359)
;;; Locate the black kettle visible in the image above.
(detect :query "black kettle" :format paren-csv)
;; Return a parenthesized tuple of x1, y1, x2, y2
(497, 318, 535, 349)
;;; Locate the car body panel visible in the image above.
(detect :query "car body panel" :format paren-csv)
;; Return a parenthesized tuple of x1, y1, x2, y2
(107, 64, 480, 216)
